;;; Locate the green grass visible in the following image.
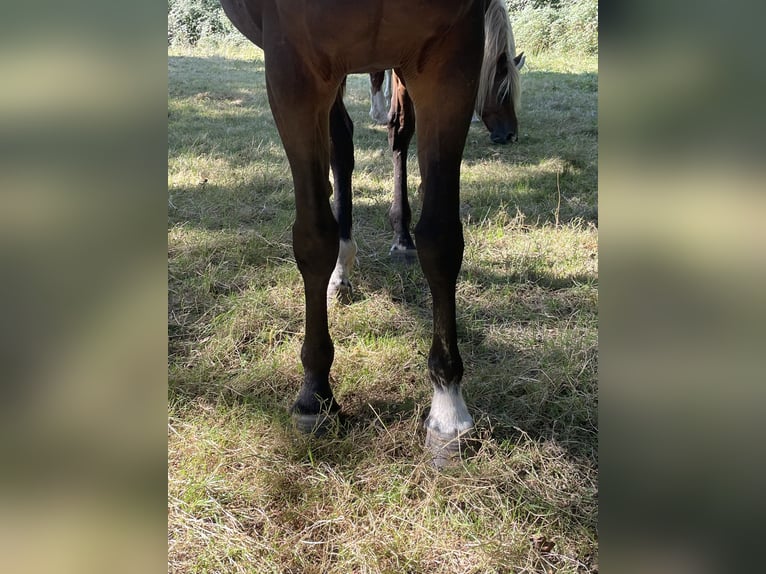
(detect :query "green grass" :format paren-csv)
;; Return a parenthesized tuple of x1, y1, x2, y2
(169, 42, 597, 573)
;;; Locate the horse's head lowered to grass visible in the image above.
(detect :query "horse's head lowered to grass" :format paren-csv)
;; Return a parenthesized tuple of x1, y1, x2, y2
(476, 0, 525, 144)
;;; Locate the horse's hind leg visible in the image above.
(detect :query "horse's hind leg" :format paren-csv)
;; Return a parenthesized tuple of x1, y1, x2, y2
(265, 53, 341, 433)
(387, 72, 417, 258)
(328, 83, 357, 303)
(369, 71, 389, 124)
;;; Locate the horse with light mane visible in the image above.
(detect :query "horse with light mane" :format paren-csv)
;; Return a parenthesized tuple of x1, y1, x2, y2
(328, 0, 525, 298)
(368, 0, 525, 144)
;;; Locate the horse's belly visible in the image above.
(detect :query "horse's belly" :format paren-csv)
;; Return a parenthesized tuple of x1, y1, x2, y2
(274, 0, 478, 74)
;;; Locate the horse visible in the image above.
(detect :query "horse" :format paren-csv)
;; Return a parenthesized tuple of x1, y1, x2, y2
(328, 0, 524, 301)
(368, 50, 524, 134)
(367, 0, 525, 144)
(368, 70, 393, 124)
(220, 0, 490, 465)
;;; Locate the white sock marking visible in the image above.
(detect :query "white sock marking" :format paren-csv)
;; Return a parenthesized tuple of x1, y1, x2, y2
(426, 386, 474, 435)
(328, 238, 357, 298)
(369, 91, 389, 124)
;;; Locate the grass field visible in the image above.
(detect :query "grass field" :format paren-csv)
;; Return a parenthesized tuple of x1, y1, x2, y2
(168, 41, 598, 573)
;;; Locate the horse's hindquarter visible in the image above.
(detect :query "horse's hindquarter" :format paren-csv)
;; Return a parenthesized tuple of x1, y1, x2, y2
(220, 0, 265, 46)
(270, 0, 482, 76)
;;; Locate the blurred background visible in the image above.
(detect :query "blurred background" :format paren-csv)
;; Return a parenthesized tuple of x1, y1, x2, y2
(599, 1, 766, 572)
(0, 2, 167, 573)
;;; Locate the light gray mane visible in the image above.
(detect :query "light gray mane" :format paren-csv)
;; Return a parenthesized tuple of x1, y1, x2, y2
(475, 0, 521, 116)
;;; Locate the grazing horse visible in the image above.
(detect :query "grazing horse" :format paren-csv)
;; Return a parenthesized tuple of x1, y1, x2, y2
(220, 0, 486, 465)
(369, 70, 393, 124)
(328, 0, 524, 301)
(367, 0, 524, 143)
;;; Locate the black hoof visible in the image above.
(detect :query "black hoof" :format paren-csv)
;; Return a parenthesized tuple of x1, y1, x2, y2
(292, 411, 338, 436)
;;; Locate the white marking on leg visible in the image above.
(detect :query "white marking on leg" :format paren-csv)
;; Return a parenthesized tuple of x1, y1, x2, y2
(369, 90, 389, 124)
(425, 385, 474, 435)
(383, 69, 392, 101)
(327, 238, 357, 300)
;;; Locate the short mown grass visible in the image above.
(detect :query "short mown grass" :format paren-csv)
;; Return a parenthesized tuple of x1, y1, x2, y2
(169, 42, 597, 573)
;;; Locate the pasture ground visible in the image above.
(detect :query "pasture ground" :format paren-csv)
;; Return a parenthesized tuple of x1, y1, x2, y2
(168, 42, 598, 573)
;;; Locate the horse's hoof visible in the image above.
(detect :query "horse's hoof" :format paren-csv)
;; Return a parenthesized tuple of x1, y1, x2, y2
(389, 244, 417, 263)
(327, 279, 353, 304)
(292, 411, 337, 436)
(425, 427, 471, 469)
(370, 113, 388, 125)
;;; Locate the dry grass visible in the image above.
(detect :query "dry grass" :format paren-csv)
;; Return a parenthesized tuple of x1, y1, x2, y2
(169, 42, 597, 573)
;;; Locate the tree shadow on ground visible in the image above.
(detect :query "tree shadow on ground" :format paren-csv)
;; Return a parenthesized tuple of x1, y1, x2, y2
(169, 56, 597, 468)
(169, 198, 597, 466)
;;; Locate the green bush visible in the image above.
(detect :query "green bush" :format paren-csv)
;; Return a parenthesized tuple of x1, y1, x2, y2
(511, 0, 598, 56)
(167, 0, 598, 56)
(168, 0, 238, 45)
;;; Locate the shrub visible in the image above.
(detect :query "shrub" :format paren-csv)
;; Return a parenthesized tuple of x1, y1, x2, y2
(510, 0, 598, 56)
(166, 0, 598, 56)
(168, 0, 238, 45)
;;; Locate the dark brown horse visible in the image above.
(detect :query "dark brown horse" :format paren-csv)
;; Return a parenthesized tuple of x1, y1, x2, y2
(220, 0, 488, 465)
(328, 0, 524, 298)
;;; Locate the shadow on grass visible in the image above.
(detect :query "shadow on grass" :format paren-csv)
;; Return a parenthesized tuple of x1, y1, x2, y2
(169, 54, 597, 227)
(169, 55, 597, 467)
(169, 206, 597, 466)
